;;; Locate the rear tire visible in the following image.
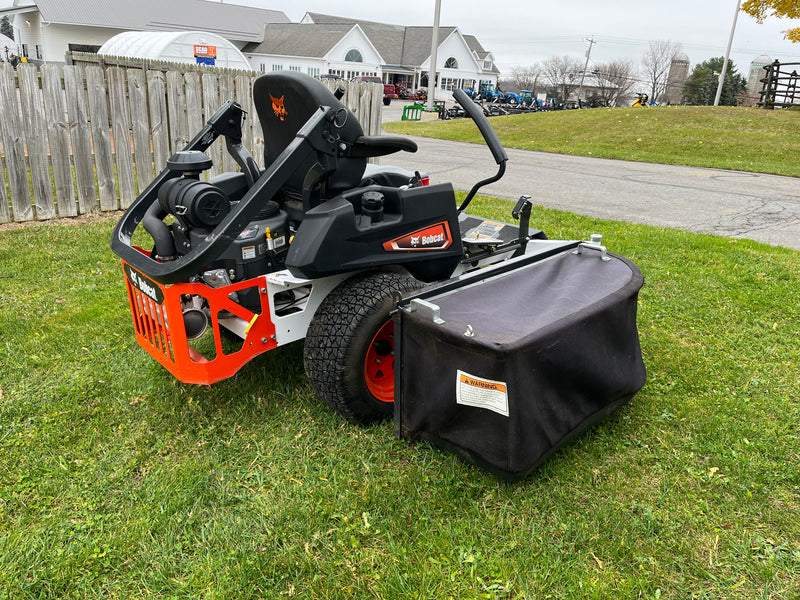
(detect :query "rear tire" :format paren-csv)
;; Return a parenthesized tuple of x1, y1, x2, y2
(304, 271, 418, 424)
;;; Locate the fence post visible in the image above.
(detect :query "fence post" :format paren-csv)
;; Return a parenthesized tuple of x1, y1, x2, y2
(108, 67, 136, 208)
(86, 66, 117, 211)
(0, 63, 32, 221)
(41, 64, 77, 217)
(64, 65, 98, 212)
(762, 61, 778, 109)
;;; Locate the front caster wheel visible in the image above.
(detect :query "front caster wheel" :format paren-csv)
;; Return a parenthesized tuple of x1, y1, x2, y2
(303, 271, 418, 425)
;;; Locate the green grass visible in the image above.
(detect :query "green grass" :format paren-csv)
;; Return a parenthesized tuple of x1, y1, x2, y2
(1, 206, 800, 599)
(385, 106, 800, 177)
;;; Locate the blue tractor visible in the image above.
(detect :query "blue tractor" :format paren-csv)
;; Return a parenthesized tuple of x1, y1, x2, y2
(476, 82, 503, 102)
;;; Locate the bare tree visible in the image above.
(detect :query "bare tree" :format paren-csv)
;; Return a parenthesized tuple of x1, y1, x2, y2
(541, 56, 583, 103)
(592, 59, 638, 106)
(640, 40, 682, 103)
(509, 65, 541, 93)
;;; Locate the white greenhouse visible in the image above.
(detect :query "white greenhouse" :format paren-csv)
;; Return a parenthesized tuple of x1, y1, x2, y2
(98, 31, 251, 70)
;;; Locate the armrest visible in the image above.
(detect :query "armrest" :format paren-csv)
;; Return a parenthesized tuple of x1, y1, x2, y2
(347, 135, 418, 158)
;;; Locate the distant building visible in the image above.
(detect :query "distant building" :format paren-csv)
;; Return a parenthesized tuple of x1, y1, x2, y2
(747, 54, 772, 105)
(241, 13, 499, 97)
(0, 0, 289, 63)
(663, 52, 690, 105)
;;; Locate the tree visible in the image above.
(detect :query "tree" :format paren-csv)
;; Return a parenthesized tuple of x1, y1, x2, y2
(682, 57, 747, 105)
(541, 56, 583, 103)
(640, 40, 682, 103)
(742, 0, 800, 42)
(592, 59, 637, 106)
(509, 65, 541, 94)
(0, 16, 13, 40)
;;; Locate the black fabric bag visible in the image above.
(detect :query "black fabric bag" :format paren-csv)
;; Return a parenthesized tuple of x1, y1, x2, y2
(394, 247, 646, 481)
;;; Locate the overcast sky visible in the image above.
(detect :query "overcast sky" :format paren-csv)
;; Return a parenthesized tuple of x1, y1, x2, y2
(237, 0, 800, 76)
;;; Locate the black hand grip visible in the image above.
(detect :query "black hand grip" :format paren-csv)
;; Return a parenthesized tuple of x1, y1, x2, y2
(453, 88, 508, 165)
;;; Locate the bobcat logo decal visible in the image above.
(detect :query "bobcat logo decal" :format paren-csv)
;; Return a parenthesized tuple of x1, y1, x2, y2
(270, 94, 287, 122)
(382, 222, 453, 252)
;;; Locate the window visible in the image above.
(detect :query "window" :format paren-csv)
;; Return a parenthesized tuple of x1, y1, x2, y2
(260, 64, 266, 73)
(441, 77, 459, 91)
(307, 67, 320, 77)
(272, 64, 283, 71)
(345, 49, 363, 63)
(21, 43, 28, 58)
(444, 57, 458, 69)
(35, 45, 42, 60)
(289, 65, 301, 72)
(67, 43, 101, 53)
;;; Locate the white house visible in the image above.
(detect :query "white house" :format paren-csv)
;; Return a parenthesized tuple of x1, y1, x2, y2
(0, 0, 289, 63)
(242, 22, 383, 80)
(243, 13, 499, 96)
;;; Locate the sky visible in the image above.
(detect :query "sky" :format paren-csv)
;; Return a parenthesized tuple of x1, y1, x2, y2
(233, 0, 800, 77)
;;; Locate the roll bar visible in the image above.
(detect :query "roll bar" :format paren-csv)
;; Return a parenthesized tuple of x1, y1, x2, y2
(451, 88, 508, 214)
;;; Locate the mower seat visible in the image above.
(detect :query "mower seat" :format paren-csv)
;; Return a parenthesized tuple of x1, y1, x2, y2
(253, 72, 416, 208)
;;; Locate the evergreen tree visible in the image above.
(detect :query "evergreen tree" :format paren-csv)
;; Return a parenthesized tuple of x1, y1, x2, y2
(1, 16, 13, 40)
(682, 57, 747, 106)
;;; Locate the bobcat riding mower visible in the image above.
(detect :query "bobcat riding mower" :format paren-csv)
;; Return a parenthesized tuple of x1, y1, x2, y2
(111, 72, 646, 479)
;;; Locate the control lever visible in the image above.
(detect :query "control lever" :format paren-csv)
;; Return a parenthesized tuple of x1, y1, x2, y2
(512, 195, 533, 257)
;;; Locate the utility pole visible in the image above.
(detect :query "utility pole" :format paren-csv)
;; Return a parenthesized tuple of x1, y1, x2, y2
(426, 0, 442, 112)
(576, 36, 595, 106)
(714, 0, 741, 106)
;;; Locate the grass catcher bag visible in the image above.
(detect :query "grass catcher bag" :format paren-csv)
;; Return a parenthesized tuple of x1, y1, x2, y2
(394, 244, 646, 481)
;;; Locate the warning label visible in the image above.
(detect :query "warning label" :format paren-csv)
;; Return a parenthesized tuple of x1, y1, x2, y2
(464, 220, 505, 241)
(456, 370, 509, 417)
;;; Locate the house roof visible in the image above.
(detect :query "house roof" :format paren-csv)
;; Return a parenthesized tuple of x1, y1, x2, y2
(242, 23, 356, 58)
(304, 12, 497, 73)
(400, 26, 457, 66)
(9, 0, 290, 43)
(305, 14, 406, 64)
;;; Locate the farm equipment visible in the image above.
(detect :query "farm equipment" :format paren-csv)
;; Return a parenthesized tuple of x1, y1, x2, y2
(111, 72, 645, 478)
(469, 82, 502, 103)
(518, 90, 537, 107)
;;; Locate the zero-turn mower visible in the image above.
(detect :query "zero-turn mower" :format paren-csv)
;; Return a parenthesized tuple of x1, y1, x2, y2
(111, 72, 645, 479)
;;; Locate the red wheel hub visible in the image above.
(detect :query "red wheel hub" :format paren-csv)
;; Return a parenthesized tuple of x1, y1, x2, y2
(364, 320, 395, 403)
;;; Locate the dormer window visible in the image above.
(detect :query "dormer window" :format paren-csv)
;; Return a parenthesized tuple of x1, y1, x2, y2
(345, 49, 363, 62)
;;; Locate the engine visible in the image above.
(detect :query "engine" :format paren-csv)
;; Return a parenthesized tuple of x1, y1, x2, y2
(146, 151, 290, 338)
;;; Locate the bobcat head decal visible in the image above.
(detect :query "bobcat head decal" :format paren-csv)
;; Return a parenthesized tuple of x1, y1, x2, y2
(270, 94, 287, 122)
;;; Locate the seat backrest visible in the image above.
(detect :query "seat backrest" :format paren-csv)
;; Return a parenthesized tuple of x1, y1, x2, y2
(253, 72, 366, 198)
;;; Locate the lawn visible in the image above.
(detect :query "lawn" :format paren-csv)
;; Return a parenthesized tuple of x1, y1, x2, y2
(1, 200, 799, 599)
(384, 106, 800, 178)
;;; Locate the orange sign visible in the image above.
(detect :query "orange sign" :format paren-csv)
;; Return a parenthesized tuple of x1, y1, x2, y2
(194, 44, 217, 58)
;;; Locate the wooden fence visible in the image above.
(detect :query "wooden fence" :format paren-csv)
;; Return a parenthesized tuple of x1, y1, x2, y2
(0, 62, 382, 224)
